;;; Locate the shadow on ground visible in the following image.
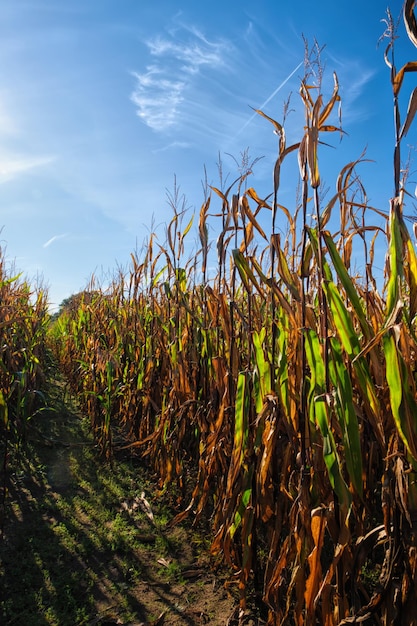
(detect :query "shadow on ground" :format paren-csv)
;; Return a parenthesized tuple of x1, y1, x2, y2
(0, 380, 238, 626)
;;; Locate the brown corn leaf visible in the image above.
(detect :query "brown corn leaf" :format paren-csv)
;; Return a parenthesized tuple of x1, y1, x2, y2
(253, 107, 286, 152)
(271, 233, 301, 301)
(393, 61, 417, 97)
(210, 185, 227, 203)
(384, 40, 394, 71)
(318, 124, 343, 133)
(319, 72, 340, 127)
(240, 195, 268, 240)
(273, 142, 300, 192)
(300, 80, 315, 109)
(298, 135, 308, 181)
(394, 456, 412, 526)
(239, 221, 254, 252)
(305, 507, 327, 618)
(246, 187, 273, 210)
(404, 0, 417, 49)
(307, 126, 320, 189)
(400, 86, 417, 139)
(257, 406, 277, 522)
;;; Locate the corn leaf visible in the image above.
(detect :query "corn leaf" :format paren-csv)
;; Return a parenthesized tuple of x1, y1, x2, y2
(383, 330, 417, 460)
(271, 234, 301, 301)
(400, 86, 417, 139)
(323, 231, 372, 341)
(182, 214, 194, 238)
(229, 465, 254, 539)
(404, 229, 417, 323)
(329, 337, 363, 497)
(304, 329, 352, 512)
(404, 0, 417, 48)
(323, 280, 384, 446)
(253, 328, 271, 413)
(226, 371, 250, 493)
(232, 249, 263, 295)
(393, 61, 417, 97)
(386, 201, 403, 319)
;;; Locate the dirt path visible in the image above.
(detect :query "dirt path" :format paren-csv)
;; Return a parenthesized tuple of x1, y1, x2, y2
(0, 379, 246, 625)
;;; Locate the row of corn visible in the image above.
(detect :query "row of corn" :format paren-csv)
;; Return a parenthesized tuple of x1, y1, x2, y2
(0, 253, 49, 534)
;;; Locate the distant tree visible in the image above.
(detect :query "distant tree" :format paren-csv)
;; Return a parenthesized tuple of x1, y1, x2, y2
(52, 290, 99, 320)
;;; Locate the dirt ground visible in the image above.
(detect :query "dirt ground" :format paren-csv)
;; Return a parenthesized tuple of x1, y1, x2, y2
(0, 382, 263, 626)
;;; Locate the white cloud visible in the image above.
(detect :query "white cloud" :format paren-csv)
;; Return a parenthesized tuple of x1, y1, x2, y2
(147, 31, 228, 75)
(0, 154, 55, 183)
(130, 68, 185, 131)
(130, 25, 232, 131)
(345, 69, 376, 105)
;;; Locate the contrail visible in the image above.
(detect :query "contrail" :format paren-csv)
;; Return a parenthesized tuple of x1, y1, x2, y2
(43, 233, 68, 248)
(237, 60, 303, 137)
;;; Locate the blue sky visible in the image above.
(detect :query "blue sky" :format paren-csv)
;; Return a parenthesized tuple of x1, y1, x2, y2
(0, 0, 412, 311)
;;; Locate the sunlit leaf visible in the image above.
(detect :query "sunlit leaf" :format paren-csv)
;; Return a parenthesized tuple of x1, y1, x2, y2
(400, 86, 417, 139)
(404, 0, 417, 48)
(329, 337, 363, 497)
(304, 329, 352, 513)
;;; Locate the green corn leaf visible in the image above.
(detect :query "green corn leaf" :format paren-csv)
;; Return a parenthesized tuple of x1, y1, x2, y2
(323, 281, 359, 358)
(383, 330, 417, 460)
(323, 231, 372, 341)
(323, 280, 380, 422)
(276, 326, 291, 423)
(253, 329, 271, 413)
(271, 234, 301, 301)
(151, 264, 168, 287)
(406, 237, 417, 322)
(229, 465, 254, 538)
(0, 389, 8, 427)
(250, 257, 298, 327)
(386, 203, 403, 319)
(304, 329, 352, 512)
(175, 267, 187, 292)
(301, 240, 313, 278)
(0, 273, 22, 287)
(234, 371, 250, 468)
(181, 214, 194, 238)
(306, 228, 332, 281)
(163, 281, 172, 298)
(329, 337, 363, 497)
(232, 249, 263, 295)
(223, 370, 253, 558)
(304, 328, 323, 427)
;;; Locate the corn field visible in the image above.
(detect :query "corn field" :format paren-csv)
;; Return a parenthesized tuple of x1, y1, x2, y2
(0, 253, 49, 535)
(3, 3, 417, 624)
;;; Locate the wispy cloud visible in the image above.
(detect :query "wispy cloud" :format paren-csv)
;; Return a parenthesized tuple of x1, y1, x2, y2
(152, 140, 191, 153)
(131, 25, 231, 131)
(147, 28, 228, 75)
(0, 154, 55, 183)
(342, 69, 377, 122)
(42, 233, 68, 248)
(130, 67, 185, 131)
